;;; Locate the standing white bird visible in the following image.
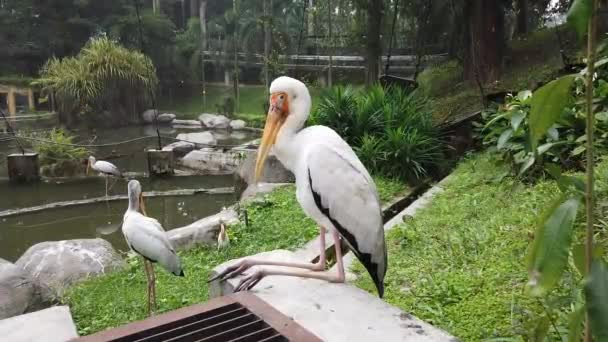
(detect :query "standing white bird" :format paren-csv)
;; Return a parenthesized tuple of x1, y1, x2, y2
(122, 180, 184, 315)
(217, 219, 230, 250)
(211, 77, 387, 297)
(87, 156, 122, 197)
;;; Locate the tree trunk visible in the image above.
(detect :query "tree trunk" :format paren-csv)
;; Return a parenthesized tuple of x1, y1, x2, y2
(199, 0, 207, 109)
(153, 0, 161, 14)
(365, 0, 383, 87)
(189, 0, 198, 18)
(233, 0, 239, 112)
(327, 0, 333, 87)
(463, 0, 504, 83)
(516, 0, 528, 36)
(264, 0, 271, 91)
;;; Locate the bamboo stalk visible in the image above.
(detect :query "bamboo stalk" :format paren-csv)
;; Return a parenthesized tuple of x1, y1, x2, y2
(584, 1, 599, 341)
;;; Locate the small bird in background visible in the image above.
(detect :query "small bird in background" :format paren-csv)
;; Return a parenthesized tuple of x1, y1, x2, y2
(87, 155, 122, 197)
(122, 180, 184, 316)
(217, 219, 230, 250)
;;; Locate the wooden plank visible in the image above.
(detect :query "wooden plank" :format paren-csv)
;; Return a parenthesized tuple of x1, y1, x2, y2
(0, 187, 234, 218)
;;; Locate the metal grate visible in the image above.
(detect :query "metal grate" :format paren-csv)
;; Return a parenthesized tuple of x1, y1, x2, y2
(74, 293, 321, 342)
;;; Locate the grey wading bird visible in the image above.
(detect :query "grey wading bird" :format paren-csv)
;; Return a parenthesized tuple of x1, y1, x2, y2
(122, 180, 184, 315)
(210, 77, 387, 297)
(87, 156, 122, 197)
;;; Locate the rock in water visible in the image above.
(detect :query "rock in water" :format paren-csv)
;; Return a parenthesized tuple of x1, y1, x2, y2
(162, 141, 196, 157)
(199, 113, 230, 129)
(0, 258, 50, 319)
(180, 149, 244, 173)
(141, 109, 159, 123)
(229, 119, 246, 130)
(176, 132, 217, 147)
(15, 239, 126, 299)
(157, 113, 176, 124)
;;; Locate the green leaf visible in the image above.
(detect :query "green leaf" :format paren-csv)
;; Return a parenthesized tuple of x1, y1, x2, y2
(518, 90, 533, 102)
(567, 0, 592, 39)
(533, 315, 550, 342)
(547, 126, 559, 141)
(497, 129, 513, 150)
(529, 75, 576, 150)
(511, 110, 526, 131)
(519, 155, 536, 176)
(574, 244, 606, 275)
(572, 145, 586, 156)
(528, 196, 582, 296)
(584, 260, 608, 341)
(568, 304, 585, 342)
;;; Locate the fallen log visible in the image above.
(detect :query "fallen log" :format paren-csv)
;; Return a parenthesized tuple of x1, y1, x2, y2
(0, 187, 234, 218)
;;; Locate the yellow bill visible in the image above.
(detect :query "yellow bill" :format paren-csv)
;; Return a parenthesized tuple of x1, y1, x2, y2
(254, 93, 288, 183)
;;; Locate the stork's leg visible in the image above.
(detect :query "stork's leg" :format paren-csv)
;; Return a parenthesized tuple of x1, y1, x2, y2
(210, 226, 327, 283)
(104, 176, 108, 197)
(233, 229, 346, 292)
(143, 259, 152, 316)
(148, 261, 157, 314)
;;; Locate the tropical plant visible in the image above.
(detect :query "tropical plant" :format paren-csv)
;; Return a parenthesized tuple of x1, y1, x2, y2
(523, 1, 608, 341)
(36, 37, 158, 126)
(29, 128, 90, 166)
(311, 84, 442, 182)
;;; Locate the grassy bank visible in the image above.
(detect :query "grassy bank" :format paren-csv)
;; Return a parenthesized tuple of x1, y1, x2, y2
(64, 175, 406, 336)
(159, 85, 322, 127)
(353, 154, 608, 340)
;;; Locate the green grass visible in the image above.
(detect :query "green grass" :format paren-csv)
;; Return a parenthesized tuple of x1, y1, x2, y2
(159, 85, 322, 128)
(64, 175, 406, 336)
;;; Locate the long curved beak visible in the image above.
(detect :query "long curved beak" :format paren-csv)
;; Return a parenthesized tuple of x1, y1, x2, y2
(139, 193, 147, 216)
(255, 101, 286, 183)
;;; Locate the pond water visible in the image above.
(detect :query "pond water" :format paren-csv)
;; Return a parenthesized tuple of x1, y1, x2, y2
(0, 119, 258, 262)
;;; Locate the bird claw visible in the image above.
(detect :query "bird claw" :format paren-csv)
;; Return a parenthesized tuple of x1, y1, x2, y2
(234, 270, 265, 292)
(207, 260, 252, 283)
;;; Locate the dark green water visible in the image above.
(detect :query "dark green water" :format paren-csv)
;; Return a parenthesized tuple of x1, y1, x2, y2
(0, 122, 257, 262)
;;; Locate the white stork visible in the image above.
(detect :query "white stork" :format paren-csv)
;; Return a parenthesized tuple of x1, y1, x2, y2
(87, 156, 122, 197)
(217, 219, 230, 250)
(122, 180, 184, 315)
(211, 77, 387, 297)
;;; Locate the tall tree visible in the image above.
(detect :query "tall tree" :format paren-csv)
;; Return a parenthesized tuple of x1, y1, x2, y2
(515, 0, 528, 35)
(199, 0, 207, 108)
(463, 0, 505, 83)
(365, 0, 383, 86)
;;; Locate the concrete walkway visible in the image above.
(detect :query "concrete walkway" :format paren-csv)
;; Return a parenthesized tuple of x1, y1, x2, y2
(0, 306, 78, 342)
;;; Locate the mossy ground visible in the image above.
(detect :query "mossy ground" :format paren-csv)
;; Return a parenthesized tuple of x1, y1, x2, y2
(63, 176, 405, 336)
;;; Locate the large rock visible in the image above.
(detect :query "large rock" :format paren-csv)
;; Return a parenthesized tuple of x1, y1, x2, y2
(16, 239, 126, 299)
(173, 119, 202, 129)
(180, 148, 245, 174)
(142, 110, 176, 124)
(230, 119, 246, 130)
(157, 113, 176, 124)
(162, 141, 196, 157)
(168, 207, 239, 250)
(0, 258, 50, 319)
(199, 113, 230, 129)
(234, 150, 294, 200)
(176, 132, 217, 147)
(0, 306, 78, 342)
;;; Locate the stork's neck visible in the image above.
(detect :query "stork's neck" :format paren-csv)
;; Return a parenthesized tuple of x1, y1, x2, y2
(127, 191, 140, 212)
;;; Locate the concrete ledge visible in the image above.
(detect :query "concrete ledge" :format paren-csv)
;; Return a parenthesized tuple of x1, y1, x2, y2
(210, 251, 455, 342)
(0, 306, 78, 342)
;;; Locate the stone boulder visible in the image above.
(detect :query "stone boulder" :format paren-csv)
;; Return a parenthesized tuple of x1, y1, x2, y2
(199, 113, 230, 129)
(173, 119, 202, 128)
(176, 132, 217, 147)
(168, 207, 239, 250)
(157, 113, 176, 124)
(234, 150, 294, 200)
(0, 258, 50, 319)
(230, 119, 246, 130)
(142, 110, 176, 124)
(162, 141, 196, 157)
(180, 148, 245, 174)
(15, 239, 126, 299)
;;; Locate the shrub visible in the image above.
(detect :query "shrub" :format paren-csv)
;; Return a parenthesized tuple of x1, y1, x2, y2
(478, 68, 608, 180)
(36, 37, 158, 126)
(311, 85, 442, 183)
(30, 128, 90, 167)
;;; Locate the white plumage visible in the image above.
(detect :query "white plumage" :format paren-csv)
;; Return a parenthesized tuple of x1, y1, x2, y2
(123, 180, 183, 315)
(211, 77, 387, 297)
(87, 156, 122, 197)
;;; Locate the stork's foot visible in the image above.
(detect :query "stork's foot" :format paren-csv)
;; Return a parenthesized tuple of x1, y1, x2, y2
(208, 259, 253, 283)
(234, 269, 266, 292)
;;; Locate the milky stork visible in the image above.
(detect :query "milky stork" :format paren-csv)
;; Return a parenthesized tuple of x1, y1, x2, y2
(87, 156, 122, 197)
(122, 180, 184, 315)
(211, 77, 387, 297)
